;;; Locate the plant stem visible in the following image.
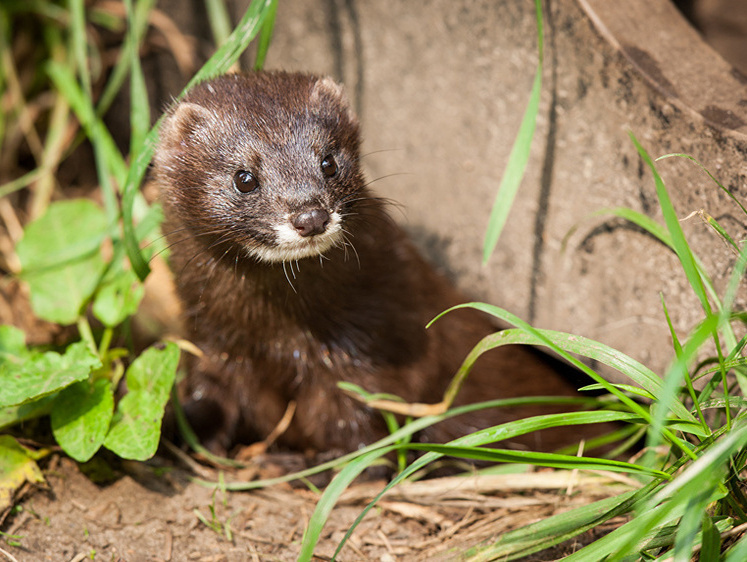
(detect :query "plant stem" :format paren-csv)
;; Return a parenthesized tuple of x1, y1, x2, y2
(77, 316, 98, 357)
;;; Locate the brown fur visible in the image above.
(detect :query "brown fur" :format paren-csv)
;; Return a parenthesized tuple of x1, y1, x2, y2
(155, 71, 597, 456)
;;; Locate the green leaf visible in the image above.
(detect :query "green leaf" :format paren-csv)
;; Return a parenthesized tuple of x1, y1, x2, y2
(23, 254, 106, 325)
(482, 0, 543, 263)
(578, 382, 655, 400)
(125, 342, 179, 407)
(0, 325, 26, 359)
(441, 302, 697, 430)
(16, 199, 109, 324)
(0, 341, 101, 407)
(123, 0, 151, 158)
(50, 378, 114, 462)
(92, 269, 145, 327)
(298, 446, 396, 562)
(46, 61, 127, 186)
(724, 532, 747, 561)
(329, 410, 648, 560)
(16, 199, 108, 270)
(0, 395, 55, 431)
(0, 435, 46, 513)
(405, 444, 667, 478)
(253, 0, 277, 70)
(104, 343, 179, 460)
(584, 422, 747, 561)
(103, 391, 161, 461)
(205, 0, 234, 47)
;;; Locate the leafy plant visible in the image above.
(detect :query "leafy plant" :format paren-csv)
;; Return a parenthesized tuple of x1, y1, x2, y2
(0, 0, 278, 474)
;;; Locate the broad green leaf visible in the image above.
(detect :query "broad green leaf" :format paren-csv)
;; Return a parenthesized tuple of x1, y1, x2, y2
(16, 199, 107, 270)
(0, 435, 46, 513)
(104, 343, 179, 460)
(0, 325, 27, 360)
(23, 253, 106, 325)
(0, 395, 55, 430)
(125, 342, 179, 407)
(103, 391, 161, 460)
(92, 269, 144, 327)
(51, 378, 114, 462)
(16, 199, 109, 324)
(0, 341, 101, 407)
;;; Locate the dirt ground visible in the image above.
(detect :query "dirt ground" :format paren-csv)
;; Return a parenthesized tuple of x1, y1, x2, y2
(1, 451, 633, 561)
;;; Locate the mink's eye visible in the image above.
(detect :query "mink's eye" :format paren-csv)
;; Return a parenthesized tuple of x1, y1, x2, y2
(233, 170, 259, 193)
(321, 155, 338, 178)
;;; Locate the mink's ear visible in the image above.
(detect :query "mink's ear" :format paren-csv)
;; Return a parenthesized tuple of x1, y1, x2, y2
(157, 102, 216, 158)
(310, 76, 358, 125)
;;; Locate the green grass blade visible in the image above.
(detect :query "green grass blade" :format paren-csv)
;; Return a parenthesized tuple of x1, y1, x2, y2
(205, 0, 233, 47)
(672, 488, 715, 562)
(698, 515, 721, 561)
(579, 382, 655, 400)
(297, 446, 397, 562)
(605, 421, 747, 559)
(214, 398, 630, 492)
(594, 206, 725, 313)
(661, 294, 707, 429)
(591, 206, 672, 246)
(253, 0, 277, 70)
(96, 0, 154, 116)
(45, 60, 127, 186)
(630, 134, 709, 313)
(630, 133, 732, 445)
(123, 0, 151, 159)
(436, 302, 695, 425)
(482, 0, 543, 263)
(657, 153, 747, 217)
(482, 66, 541, 263)
(68, 0, 91, 96)
(723, 532, 747, 561)
(122, 0, 276, 280)
(405, 444, 668, 478)
(465, 487, 648, 561)
(331, 410, 650, 559)
(702, 211, 740, 253)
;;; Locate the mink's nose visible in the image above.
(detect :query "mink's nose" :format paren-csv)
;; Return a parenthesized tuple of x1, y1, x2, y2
(292, 209, 330, 237)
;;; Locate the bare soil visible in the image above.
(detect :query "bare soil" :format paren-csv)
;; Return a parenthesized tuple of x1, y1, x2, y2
(1, 450, 633, 562)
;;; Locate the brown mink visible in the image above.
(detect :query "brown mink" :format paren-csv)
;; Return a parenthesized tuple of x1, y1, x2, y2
(155, 71, 598, 456)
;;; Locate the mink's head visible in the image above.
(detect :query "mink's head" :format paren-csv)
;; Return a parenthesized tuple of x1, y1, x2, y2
(155, 71, 364, 263)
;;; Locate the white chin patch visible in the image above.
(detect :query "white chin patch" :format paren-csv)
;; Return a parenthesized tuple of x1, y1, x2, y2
(248, 211, 344, 263)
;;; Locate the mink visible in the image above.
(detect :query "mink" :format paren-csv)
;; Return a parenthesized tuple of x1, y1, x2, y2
(154, 71, 596, 456)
